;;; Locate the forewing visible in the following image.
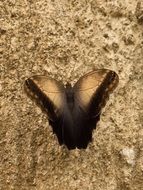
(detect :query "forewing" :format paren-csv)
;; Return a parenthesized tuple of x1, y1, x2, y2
(25, 75, 65, 120)
(74, 69, 119, 116)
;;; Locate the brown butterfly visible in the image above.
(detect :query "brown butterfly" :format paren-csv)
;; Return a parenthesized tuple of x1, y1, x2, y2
(25, 69, 119, 149)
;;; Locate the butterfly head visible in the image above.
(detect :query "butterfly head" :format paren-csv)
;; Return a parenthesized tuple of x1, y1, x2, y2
(65, 82, 72, 89)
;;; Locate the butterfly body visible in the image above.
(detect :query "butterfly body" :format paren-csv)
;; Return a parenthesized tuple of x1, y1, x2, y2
(25, 69, 119, 149)
(65, 83, 75, 111)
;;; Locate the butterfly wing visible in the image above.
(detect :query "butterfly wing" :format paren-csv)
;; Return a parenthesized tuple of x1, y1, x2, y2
(25, 76, 65, 117)
(25, 76, 66, 144)
(74, 69, 119, 115)
(73, 69, 119, 148)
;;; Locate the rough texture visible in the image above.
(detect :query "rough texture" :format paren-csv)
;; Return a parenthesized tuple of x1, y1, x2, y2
(0, 0, 143, 190)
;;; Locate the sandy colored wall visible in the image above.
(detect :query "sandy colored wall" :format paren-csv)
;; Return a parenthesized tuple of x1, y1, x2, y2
(0, 0, 143, 190)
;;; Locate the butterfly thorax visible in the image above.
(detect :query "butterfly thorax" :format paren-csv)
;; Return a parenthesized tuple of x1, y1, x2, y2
(65, 83, 75, 111)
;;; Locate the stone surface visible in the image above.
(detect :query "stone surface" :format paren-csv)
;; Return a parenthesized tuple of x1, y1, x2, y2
(0, 0, 143, 190)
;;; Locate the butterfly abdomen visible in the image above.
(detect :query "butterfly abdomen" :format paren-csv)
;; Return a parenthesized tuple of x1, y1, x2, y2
(61, 108, 77, 149)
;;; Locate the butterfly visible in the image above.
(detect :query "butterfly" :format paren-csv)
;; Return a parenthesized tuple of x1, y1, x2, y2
(25, 69, 119, 150)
